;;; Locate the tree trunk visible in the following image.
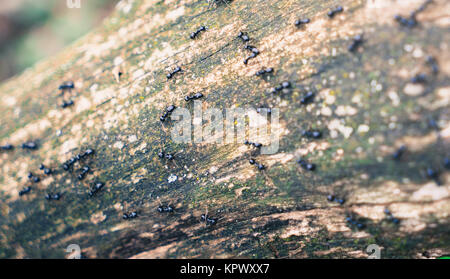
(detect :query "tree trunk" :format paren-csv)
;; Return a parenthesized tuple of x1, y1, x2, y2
(0, 0, 449, 259)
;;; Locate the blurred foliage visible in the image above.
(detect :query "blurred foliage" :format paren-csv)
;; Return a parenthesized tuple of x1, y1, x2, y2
(0, 0, 118, 81)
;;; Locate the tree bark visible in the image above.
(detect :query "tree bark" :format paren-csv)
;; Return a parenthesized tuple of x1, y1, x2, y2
(0, 0, 449, 258)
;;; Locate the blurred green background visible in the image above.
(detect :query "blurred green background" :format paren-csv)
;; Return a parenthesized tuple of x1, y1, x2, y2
(0, 0, 119, 82)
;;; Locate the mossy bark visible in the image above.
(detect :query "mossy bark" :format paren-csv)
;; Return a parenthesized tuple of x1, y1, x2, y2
(0, 0, 449, 258)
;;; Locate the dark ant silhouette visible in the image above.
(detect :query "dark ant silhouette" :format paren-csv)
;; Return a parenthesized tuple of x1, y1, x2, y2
(426, 167, 441, 185)
(348, 34, 363, 52)
(201, 208, 218, 226)
(27, 172, 40, 183)
(237, 31, 249, 42)
(302, 130, 322, 139)
(61, 100, 74, 109)
(255, 67, 274, 77)
(185, 92, 204, 102)
(19, 186, 31, 196)
(0, 144, 14, 151)
(243, 45, 260, 65)
(297, 158, 316, 171)
(327, 195, 345, 205)
(58, 81, 75, 109)
(190, 26, 207, 39)
(295, 18, 310, 27)
(426, 55, 439, 75)
(123, 211, 138, 219)
(21, 141, 38, 150)
(166, 67, 182, 79)
(346, 216, 365, 229)
(58, 81, 74, 91)
(384, 208, 400, 224)
(157, 205, 174, 213)
(327, 6, 343, 18)
(244, 140, 263, 149)
(411, 73, 427, 84)
(39, 164, 53, 175)
(392, 145, 407, 160)
(300, 91, 315, 105)
(269, 81, 292, 95)
(62, 149, 95, 171)
(394, 0, 432, 28)
(160, 105, 176, 122)
(256, 107, 272, 114)
(45, 193, 61, 201)
(88, 182, 105, 197)
(249, 158, 265, 171)
(207, 0, 232, 9)
(77, 166, 90, 180)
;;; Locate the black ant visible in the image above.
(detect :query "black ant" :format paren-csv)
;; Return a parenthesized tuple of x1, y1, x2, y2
(327, 6, 343, 18)
(346, 216, 365, 229)
(77, 166, 90, 180)
(58, 81, 75, 109)
(21, 141, 38, 150)
(166, 66, 182, 79)
(392, 145, 407, 160)
(243, 45, 260, 65)
(27, 172, 40, 183)
(185, 92, 204, 102)
(394, 0, 432, 28)
(300, 91, 315, 105)
(157, 205, 174, 213)
(426, 55, 439, 75)
(269, 81, 292, 94)
(160, 105, 176, 122)
(384, 208, 400, 224)
(255, 67, 274, 77)
(58, 81, 74, 91)
(0, 144, 14, 151)
(302, 130, 322, 139)
(123, 211, 138, 219)
(61, 100, 74, 109)
(297, 159, 316, 171)
(244, 140, 262, 149)
(45, 193, 61, 201)
(426, 167, 441, 185)
(348, 34, 363, 52)
(256, 107, 272, 114)
(295, 18, 310, 27)
(327, 195, 345, 205)
(394, 14, 417, 28)
(411, 73, 427, 84)
(249, 158, 265, 171)
(158, 151, 175, 161)
(190, 26, 206, 39)
(39, 164, 53, 175)
(237, 31, 249, 42)
(156, 197, 176, 214)
(201, 208, 218, 226)
(19, 186, 31, 196)
(207, 0, 232, 9)
(88, 182, 104, 197)
(62, 148, 95, 171)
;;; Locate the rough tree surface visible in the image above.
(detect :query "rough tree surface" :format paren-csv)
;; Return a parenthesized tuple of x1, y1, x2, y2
(0, 0, 449, 259)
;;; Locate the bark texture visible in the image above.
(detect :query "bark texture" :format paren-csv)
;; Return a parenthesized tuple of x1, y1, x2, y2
(0, 0, 449, 258)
